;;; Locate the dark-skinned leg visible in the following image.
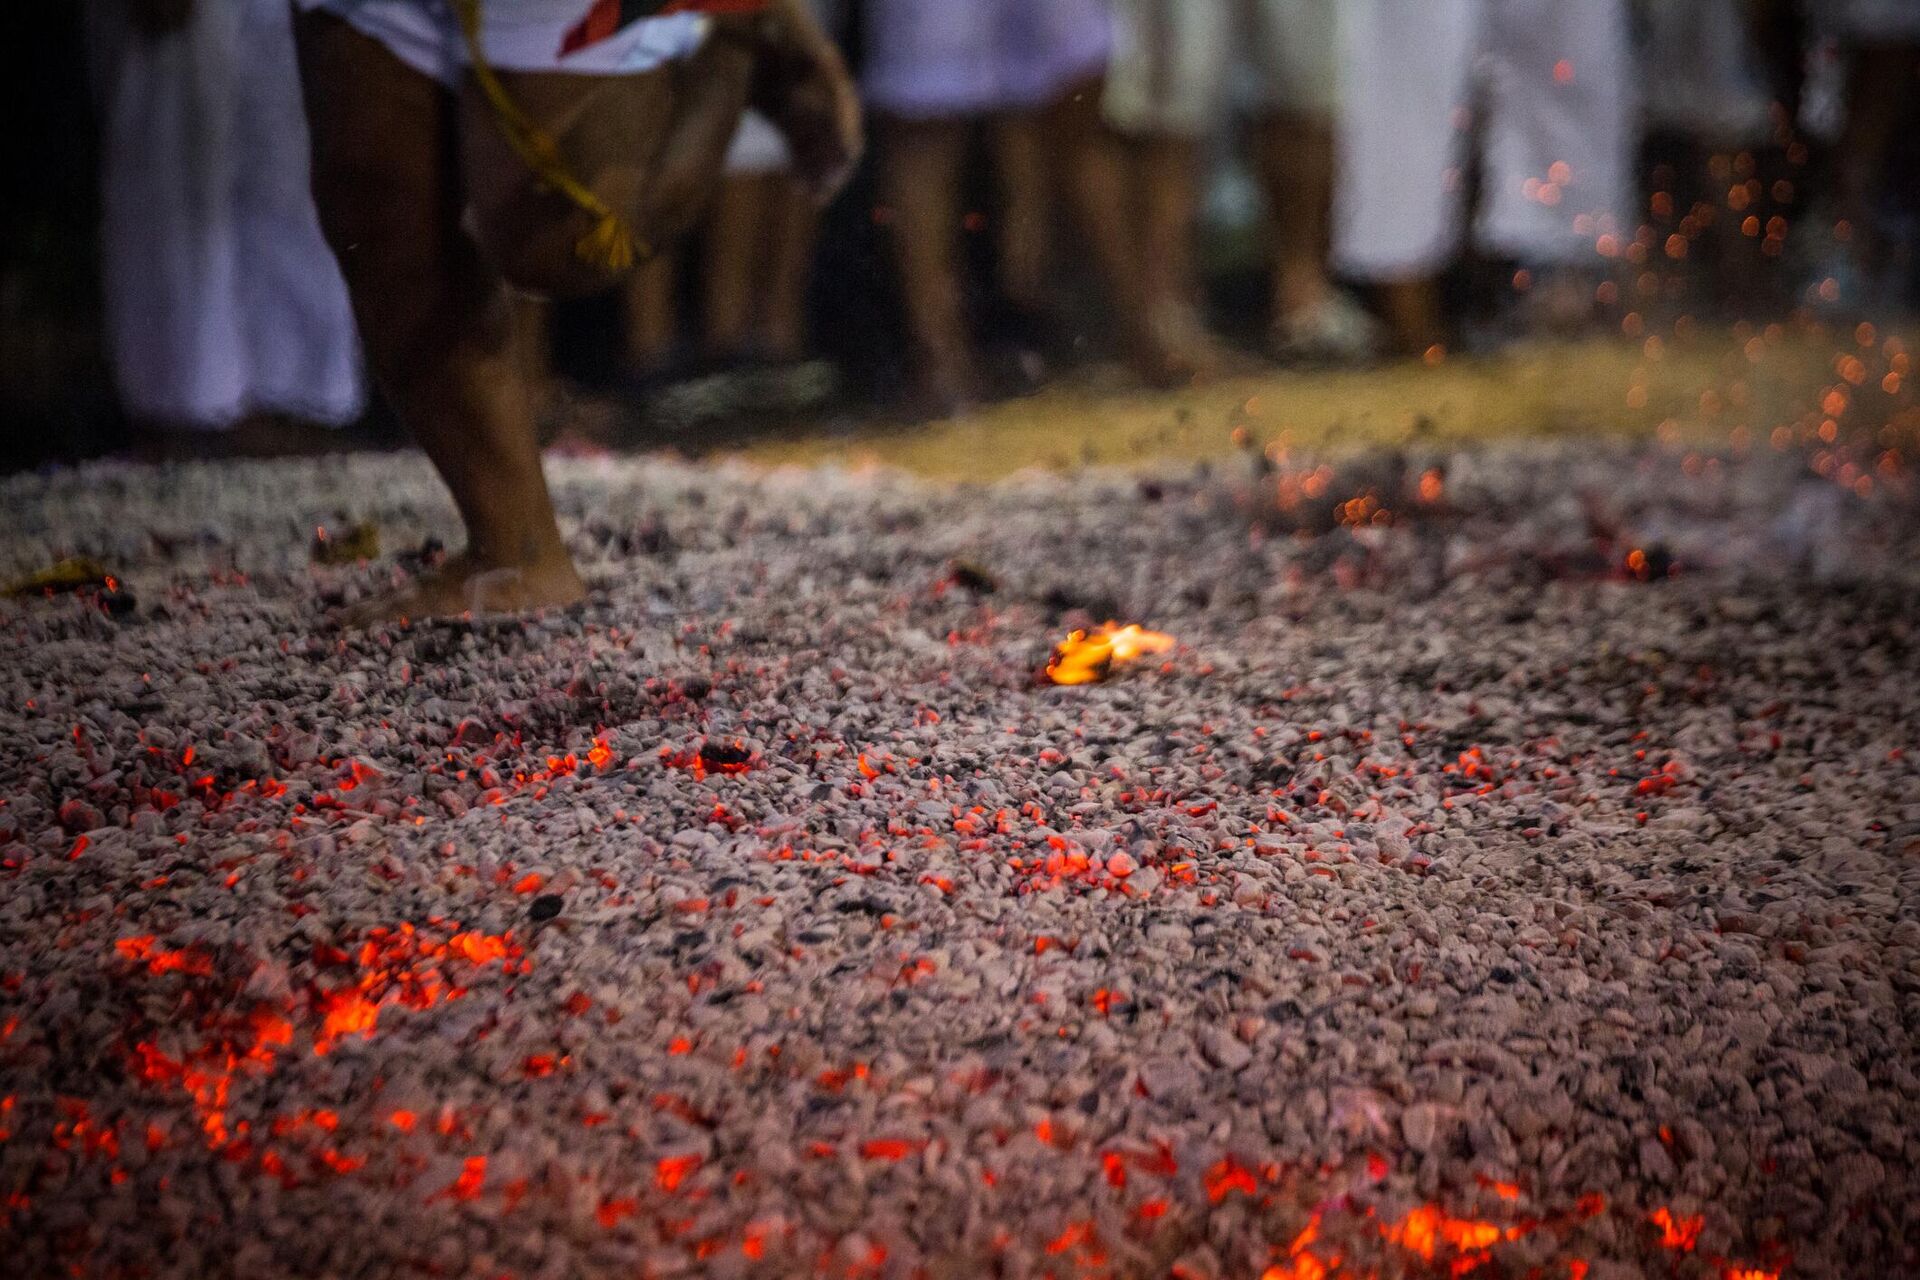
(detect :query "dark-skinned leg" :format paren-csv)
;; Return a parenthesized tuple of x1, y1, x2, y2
(989, 113, 1053, 312)
(704, 172, 770, 359)
(1257, 110, 1336, 328)
(1138, 132, 1224, 376)
(1379, 277, 1444, 356)
(761, 176, 820, 361)
(1833, 41, 1919, 273)
(299, 7, 840, 622)
(621, 254, 680, 378)
(299, 15, 759, 622)
(296, 10, 585, 622)
(880, 115, 978, 413)
(1043, 80, 1203, 387)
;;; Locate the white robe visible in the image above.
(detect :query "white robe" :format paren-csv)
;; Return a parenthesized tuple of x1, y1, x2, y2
(92, 0, 363, 429)
(1333, 0, 1633, 280)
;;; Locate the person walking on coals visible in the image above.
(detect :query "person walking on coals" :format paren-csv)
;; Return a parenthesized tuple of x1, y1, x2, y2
(294, 0, 860, 622)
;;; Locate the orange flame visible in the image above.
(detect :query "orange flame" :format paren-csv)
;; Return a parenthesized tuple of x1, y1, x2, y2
(1046, 623, 1175, 686)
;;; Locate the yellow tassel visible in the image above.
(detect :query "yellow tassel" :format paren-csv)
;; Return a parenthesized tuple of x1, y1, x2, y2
(450, 0, 648, 271)
(577, 212, 639, 273)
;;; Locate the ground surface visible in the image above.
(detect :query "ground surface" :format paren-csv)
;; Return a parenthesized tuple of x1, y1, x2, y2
(1, 427, 1917, 1279)
(724, 330, 1857, 479)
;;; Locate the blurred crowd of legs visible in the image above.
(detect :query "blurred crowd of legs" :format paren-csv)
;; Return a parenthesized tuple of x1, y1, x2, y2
(19, 0, 1920, 457)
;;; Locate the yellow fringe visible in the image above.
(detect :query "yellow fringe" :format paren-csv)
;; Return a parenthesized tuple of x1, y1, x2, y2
(450, 0, 646, 271)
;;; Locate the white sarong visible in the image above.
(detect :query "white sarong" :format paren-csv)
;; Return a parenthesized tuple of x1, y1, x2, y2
(1333, 0, 1633, 279)
(92, 0, 364, 428)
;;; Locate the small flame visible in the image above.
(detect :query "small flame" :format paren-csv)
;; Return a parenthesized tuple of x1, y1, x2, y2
(1046, 623, 1175, 686)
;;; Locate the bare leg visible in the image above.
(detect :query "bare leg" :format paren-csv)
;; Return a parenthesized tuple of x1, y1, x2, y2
(297, 11, 585, 622)
(1256, 110, 1336, 326)
(1379, 277, 1444, 356)
(513, 294, 555, 415)
(1832, 42, 1919, 267)
(989, 114, 1053, 310)
(1138, 133, 1222, 374)
(762, 175, 819, 361)
(465, 42, 756, 300)
(703, 172, 769, 359)
(1043, 79, 1202, 386)
(879, 115, 977, 411)
(1138, 136, 1199, 319)
(299, 3, 852, 623)
(300, 15, 755, 622)
(621, 254, 679, 376)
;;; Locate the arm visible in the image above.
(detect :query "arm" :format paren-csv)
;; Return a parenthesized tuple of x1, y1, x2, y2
(717, 0, 864, 201)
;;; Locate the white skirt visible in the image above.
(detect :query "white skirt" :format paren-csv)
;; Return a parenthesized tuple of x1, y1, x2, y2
(1333, 0, 1633, 279)
(291, 0, 710, 85)
(1103, 0, 1340, 138)
(92, 0, 365, 428)
(864, 0, 1112, 118)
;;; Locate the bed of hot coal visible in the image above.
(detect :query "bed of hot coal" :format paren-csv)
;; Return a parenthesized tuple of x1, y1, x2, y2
(0, 439, 1915, 1279)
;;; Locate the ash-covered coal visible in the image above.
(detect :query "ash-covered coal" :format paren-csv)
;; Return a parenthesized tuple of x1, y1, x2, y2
(0, 440, 1915, 1279)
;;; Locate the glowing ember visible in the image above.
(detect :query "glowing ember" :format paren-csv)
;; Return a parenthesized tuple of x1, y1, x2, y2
(656, 1153, 702, 1190)
(1045, 623, 1175, 686)
(1380, 1203, 1512, 1258)
(441, 1155, 487, 1200)
(1650, 1207, 1705, 1251)
(114, 935, 215, 978)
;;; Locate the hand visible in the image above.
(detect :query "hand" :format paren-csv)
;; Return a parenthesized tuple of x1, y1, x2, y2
(129, 0, 194, 37)
(742, 0, 864, 202)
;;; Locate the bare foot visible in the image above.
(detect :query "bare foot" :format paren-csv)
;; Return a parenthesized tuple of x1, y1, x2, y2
(1131, 304, 1227, 389)
(902, 342, 982, 421)
(335, 550, 585, 627)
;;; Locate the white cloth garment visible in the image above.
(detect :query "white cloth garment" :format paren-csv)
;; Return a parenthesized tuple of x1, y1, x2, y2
(1103, 0, 1340, 137)
(92, 0, 364, 428)
(1333, 0, 1632, 280)
(290, 0, 710, 87)
(863, 0, 1112, 118)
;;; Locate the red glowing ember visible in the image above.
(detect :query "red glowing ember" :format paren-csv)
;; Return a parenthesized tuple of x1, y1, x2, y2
(1046, 623, 1175, 686)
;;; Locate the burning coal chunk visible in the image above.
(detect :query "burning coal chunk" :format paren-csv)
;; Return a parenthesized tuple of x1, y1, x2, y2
(697, 741, 754, 773)
(1045, 623, 1175, 686)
